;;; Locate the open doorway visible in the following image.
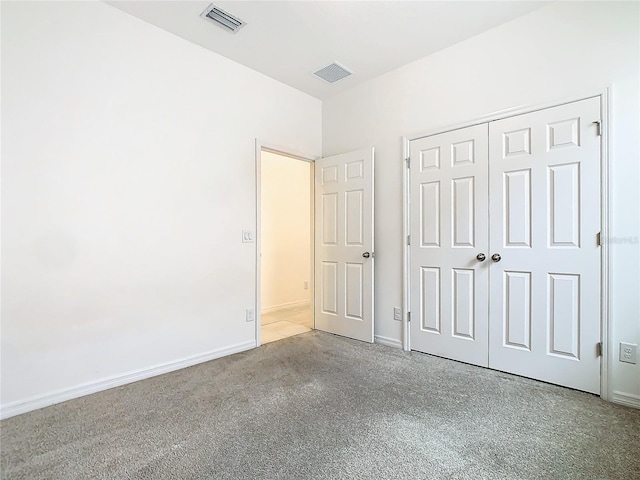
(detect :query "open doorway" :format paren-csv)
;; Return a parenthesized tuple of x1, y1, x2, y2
(259, 149, 313, 344)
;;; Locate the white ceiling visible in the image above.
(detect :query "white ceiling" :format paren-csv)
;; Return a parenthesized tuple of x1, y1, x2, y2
(107, 1, 548, 100)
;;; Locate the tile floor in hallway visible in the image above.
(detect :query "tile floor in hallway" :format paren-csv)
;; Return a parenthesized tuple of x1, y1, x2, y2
(261, 303, 313, 344)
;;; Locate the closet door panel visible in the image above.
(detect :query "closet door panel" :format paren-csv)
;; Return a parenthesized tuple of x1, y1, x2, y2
(488, 97, 601, 394)
(409, 124, 489, 367)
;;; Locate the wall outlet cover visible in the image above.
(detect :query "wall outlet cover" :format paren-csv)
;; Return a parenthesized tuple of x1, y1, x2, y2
(619, 342, 637, 364)
(393, 307, 402, 321)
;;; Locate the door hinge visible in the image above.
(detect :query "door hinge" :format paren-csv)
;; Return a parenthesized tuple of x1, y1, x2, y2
(405, 157, 411, 168)
(407, 235, 411, 246)
(597, 232, 601, 246)
(592, 120, 601, 136)
(407, 312, 411, 323)
(596, 342, 602, 357)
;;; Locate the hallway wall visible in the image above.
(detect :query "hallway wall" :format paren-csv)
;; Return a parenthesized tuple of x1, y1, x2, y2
(261, 152, 311, 311)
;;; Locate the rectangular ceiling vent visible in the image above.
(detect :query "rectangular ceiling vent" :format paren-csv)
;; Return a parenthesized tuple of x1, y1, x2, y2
(200, 4, 246, 33)
(313, 62, 353, 84)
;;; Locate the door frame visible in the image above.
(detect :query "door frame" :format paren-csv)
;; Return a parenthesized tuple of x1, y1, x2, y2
(255, 139, 317, 347)
(402, 88, 612, 400)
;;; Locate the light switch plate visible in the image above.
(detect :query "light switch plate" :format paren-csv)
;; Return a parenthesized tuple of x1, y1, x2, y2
(242, 230, 254, 243)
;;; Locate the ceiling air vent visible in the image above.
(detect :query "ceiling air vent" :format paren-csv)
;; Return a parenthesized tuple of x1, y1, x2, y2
(201, 4, 246, 33)
(313, 62, 353, 84)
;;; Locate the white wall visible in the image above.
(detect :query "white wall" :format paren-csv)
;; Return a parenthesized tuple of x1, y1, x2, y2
(2, 0, 637, 417)
(0, 1, 321, 417)
(260, 151, 311, 311)
(323, 1, 640, 405)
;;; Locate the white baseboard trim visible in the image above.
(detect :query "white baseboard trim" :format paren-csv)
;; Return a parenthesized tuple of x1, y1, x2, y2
(374, 335, 403, 349)
(261, 300, 310, 315)
(611, 390, 640, 409)
(0, 340, 256, 420)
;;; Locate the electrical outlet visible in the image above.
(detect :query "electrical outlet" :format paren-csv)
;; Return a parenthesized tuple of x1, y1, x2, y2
(619, 343, 637, 364)
(393, 307, 402, 321)
(245, 308, 255, 322)
(304, 281, 309, 290)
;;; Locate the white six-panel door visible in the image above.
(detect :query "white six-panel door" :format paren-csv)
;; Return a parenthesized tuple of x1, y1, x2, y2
(409, 124, 490, 366)
(488, 97, 601, 393)
(315, 148, 374, 343)
(409, 97, 602, 393)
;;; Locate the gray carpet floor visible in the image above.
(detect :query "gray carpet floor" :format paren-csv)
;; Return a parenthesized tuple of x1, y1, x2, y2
(1, 331, 639, 479)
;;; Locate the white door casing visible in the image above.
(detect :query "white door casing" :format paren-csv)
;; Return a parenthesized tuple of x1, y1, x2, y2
(314, 148, 374, 343)
(488, 97, 601, 394)
(409, 124, 490, 366)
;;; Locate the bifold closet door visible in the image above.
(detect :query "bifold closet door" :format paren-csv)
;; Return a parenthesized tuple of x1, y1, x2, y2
(488, 97, 601, 394)
(409, 124, 489, 367)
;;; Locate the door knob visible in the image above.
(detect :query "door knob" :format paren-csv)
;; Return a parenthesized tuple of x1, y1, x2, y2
(362, 252, 371, 258)
(476, 253, 486, 262)
(491, 253, 501, 262)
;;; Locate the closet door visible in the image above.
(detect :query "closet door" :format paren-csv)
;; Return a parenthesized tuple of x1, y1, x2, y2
(488, 97, 601, 394)
(409, 124, 489, 366)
